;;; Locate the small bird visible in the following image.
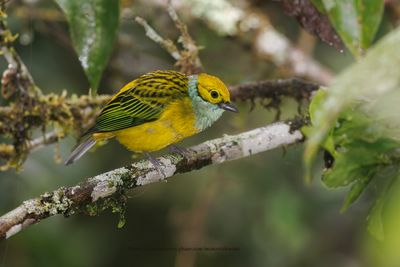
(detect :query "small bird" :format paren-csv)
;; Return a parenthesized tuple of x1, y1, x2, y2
(64, 70, 238, 166)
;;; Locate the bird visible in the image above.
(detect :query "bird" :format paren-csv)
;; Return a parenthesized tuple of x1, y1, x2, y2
(64, 70, 238, 168)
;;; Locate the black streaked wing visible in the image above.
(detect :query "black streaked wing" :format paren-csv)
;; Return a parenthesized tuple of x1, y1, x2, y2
(91, 71, 188, 133)
(92, 92, 162, 132)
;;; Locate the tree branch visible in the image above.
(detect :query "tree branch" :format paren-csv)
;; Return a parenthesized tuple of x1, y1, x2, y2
(0, 8, 38, 97)
(0, 94, 110, 170)
(0, 78, 317, 170)
(140, 0, 334, 84)
(0, 2, 321, 171)
(0, 121, 304, 240)
(135, 0, 203, 74)
(230, 78, 318, 102)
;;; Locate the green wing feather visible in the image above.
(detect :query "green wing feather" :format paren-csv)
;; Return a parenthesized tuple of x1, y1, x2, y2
(91, 71, 188, 133)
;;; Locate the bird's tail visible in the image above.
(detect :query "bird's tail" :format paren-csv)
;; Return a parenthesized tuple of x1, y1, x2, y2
(64, 135, 97, 165)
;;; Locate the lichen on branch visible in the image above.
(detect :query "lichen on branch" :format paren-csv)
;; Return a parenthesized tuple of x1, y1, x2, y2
(0, 2, 318, 172)
(0, 93, 109, 170)
(0, 121, 304, 240)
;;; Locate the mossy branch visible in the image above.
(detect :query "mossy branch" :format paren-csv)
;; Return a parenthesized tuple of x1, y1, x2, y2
(141, 0, 334, 84)
(0, 2, 320, 171)
(0, 94, 110, 170)
(0, 121, 304, 240)
(0, 1, 317, 241)
(0, 79, 317, 171)
(0, 8, 38, 97)
(230, 78, 318, 110)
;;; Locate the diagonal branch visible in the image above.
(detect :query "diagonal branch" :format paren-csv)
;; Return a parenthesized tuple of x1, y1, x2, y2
(0, 121, 304, 240)
(0, 2, 320, 171)
(134, 17, 181, 61)
(135, 0, 203, 74)
(140, 0, 334, 84)
(0, 79, 317, 170)
(0, 94, 110, 170)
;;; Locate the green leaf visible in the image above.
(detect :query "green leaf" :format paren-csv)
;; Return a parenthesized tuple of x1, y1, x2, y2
(309, 0, 326, 13)
(308, 89, 327, 124)
(321, 0, 384, 57)
(322, 151, 373, 188)
(303, 89, 335, 182)
(55, 0, 119, 94)
(304, 26, 400, 176)
(368, 197, 385, 241)
(341, 176, 373, 212)
(303, 26, 400, 239)
(366, 169, 400, 240)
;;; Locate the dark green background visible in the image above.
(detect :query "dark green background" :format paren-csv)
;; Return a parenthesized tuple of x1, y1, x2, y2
(0, 1, 392, 266)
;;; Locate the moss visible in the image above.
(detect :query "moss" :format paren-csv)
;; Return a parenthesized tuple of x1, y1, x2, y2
(84, 202, 100, 217)
(288, 117, 308, 134)
(118, 168, 137, 188)
(23, 189, 73, 217)
(0, 93, 110, 171)
(81, 194, 127, 228)
(0, 10, 111, 171)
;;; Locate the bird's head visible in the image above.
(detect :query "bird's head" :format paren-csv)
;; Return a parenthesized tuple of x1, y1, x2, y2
(197, 73, 238, 113)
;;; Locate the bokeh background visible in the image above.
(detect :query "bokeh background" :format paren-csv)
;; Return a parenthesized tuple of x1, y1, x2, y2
(0, 0, 398, 266)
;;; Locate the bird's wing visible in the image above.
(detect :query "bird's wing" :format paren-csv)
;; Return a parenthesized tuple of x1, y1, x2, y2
(91, 71, 188, 133)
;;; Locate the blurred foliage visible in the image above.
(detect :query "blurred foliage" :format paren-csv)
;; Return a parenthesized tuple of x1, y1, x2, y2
(55, 0, 119, 93)
(310, 0, 384, 57)
(277, 0, 342, 50)
(1, 0, 400, 267)
(304, 18, 400, 240)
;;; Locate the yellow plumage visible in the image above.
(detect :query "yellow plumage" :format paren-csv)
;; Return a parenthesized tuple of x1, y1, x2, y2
(65, 70, 237, 165)
(93, 97, 197, 152)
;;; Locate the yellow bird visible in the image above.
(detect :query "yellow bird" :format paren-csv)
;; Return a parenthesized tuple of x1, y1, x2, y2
(65, 70, 238, 166)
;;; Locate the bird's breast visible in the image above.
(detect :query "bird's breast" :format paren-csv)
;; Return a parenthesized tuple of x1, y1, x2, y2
(112, 97, 198, 152)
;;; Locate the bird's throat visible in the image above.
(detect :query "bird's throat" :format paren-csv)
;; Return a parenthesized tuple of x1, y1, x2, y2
(188, 75, 224, 132)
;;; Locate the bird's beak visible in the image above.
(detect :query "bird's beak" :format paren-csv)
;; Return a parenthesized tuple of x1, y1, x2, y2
(218, 102, 238, 113)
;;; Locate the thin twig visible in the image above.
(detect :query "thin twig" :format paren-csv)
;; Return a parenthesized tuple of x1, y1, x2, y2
(135, 17, 181, 60)
(0, 78, 317, 169)
(0, 94, 110, 169)
(28, 131, 61, 152)
(142, 0, 334, 84)
(0, 121, 304, 240)
(166, 0, 202, 71)
(0, 8, 38, 97)
(0, 131, 61, 161)
(135, 1, 203, 74)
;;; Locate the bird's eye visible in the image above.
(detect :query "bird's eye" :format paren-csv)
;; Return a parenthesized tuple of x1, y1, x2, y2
(210, 90, 219, 99)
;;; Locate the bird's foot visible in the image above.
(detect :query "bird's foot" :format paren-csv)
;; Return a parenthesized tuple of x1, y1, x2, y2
(169, 145, 189, 158)
(144, 152, 166, 177)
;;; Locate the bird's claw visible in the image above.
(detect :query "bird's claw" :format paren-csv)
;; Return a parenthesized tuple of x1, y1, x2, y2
(169, 145, 189, 158)
(145, 152, 166, 178)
